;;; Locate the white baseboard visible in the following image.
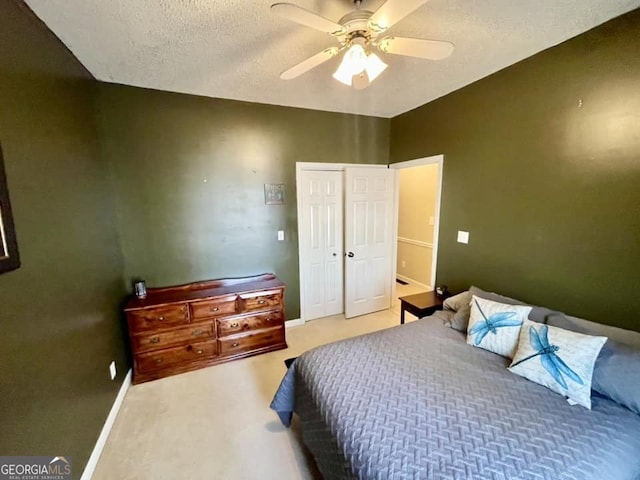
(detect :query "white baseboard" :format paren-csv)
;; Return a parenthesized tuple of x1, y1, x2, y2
(80, 369, 132, 480)
(285, 318, 304, 328)
(396, 274, 432, 291)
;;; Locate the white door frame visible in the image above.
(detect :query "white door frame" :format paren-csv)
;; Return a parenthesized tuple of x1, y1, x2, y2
(389, 154, 444, 299)
(296, 162, 389, 323)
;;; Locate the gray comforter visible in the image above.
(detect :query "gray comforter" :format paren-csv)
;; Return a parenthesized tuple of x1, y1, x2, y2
(271, 317, 640, 480)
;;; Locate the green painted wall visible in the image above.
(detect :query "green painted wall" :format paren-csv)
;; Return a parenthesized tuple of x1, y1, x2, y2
(391, 10, 640, 331)
(0, 1, 127, 476)
(96, 84, 390, 319)
(3, 1, 637, 474)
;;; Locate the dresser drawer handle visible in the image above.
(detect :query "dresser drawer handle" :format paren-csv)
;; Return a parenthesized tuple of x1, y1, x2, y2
(230, 322, 239, 328)
(231, 342, 240, 348)
(155, 358, 163, 364)
(266, 317, 272, 322)
(211, 306, 219, 312)
(192, 329, 203, 336)
(157, 316, 165, 321)
(149, 337, 160, 344)
(258, 299, 266, 305)
(195, 349, 204, 354)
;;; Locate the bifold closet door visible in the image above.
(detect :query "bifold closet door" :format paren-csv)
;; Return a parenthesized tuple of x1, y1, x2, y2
(344, 167, 395, 318)
(299, 170, 344, 321)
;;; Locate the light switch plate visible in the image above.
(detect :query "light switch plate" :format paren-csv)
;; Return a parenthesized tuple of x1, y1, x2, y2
(457, 230, 469, 244)
(277, 230, 285, 241)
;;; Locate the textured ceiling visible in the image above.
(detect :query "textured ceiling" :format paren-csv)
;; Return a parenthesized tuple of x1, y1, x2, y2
(25, 0, 640, 118)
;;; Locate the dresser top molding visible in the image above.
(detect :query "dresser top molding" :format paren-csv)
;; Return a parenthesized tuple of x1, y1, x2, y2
(125, 273, 285, 312)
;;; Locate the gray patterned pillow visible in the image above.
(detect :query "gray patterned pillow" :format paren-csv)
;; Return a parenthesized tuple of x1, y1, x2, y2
(591, 340, 640, 414)
(442, 291, 472, 331)
(429, 309, 456, 326)
(443, 291, 472, 312)
(450, 305, 471, 331)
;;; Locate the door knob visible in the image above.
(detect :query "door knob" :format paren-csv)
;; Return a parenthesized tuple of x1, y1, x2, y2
(347, 252, 354, 258)
(332, 253, 337, 257)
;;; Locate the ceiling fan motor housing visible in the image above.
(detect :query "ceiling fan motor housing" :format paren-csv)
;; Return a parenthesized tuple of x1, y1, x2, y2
(338, 10, 376, 46)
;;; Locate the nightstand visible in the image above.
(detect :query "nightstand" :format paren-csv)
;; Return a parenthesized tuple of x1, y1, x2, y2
(399, 291, 445, 324)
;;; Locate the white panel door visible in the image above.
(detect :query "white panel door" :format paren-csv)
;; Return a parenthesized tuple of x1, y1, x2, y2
(345, 167, 395, 318)
(300, 170, 344, 321)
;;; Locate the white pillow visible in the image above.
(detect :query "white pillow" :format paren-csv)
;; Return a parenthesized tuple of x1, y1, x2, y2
(508, 320, 607, 409)
(466, 296, 532, 358)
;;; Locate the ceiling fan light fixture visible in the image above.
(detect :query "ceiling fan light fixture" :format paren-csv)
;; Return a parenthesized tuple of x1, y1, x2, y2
(333, 48, 387, 88)
(364, 53, 387, 82)
(332, 43, 368, 86)
(332, 58, 354, 86)
(344, 43, 368, 75)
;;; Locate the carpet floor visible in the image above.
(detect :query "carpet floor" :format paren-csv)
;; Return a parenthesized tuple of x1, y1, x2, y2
(92, 282, 426, 479)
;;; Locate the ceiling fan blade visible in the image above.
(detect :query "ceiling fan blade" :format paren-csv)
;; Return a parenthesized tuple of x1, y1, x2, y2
(271, 3, 345, 36)
(378, 36, 454, 60)
(368, 0, 429, 33)
(280, 47, 340, 80)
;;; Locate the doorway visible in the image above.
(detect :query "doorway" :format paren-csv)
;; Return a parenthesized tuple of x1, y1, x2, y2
(391, 155, 444, 299)
(296, 163, 395, 322)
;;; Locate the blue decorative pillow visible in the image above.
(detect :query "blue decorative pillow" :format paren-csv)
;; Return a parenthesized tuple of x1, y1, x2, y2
(466, 296, 532, 358)
(509, 320, 607, 409)
(546, 313, 640, 414)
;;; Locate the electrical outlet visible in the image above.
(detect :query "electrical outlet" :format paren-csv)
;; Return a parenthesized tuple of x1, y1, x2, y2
(401, 260, 406, 268)
(277, 230, 285, 241)
(109, 361, 116, 380)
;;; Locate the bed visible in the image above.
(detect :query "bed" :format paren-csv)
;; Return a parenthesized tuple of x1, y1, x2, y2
(271, 314, 640, 479)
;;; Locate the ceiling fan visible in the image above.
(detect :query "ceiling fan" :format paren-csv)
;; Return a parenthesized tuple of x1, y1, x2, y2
(271, 0, 454, 90)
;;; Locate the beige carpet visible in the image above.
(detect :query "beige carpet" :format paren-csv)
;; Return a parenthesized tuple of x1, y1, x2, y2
(92, 283, 426, 480)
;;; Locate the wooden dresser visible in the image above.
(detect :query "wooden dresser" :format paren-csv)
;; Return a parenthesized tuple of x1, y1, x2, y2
(124, 274, 287, 384)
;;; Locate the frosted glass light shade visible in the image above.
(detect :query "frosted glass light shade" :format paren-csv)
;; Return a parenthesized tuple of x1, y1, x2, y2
(333, 46, 388, 88)
(333, 59, 353, 86)
(344, 44, 367, 75)
(333, 43, 368, 86)
(365, 53, 388, 82)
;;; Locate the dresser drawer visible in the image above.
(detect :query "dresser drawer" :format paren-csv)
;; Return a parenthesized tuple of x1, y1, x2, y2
(239, 290, 283, 313)
(190, 296, 237, 320)
(219, 328, 284, 356)
(132, 322, 215, 353)
(128, 304, 189, 332)
(135, 340, 218, 373)
(217, 311, 283, 337)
